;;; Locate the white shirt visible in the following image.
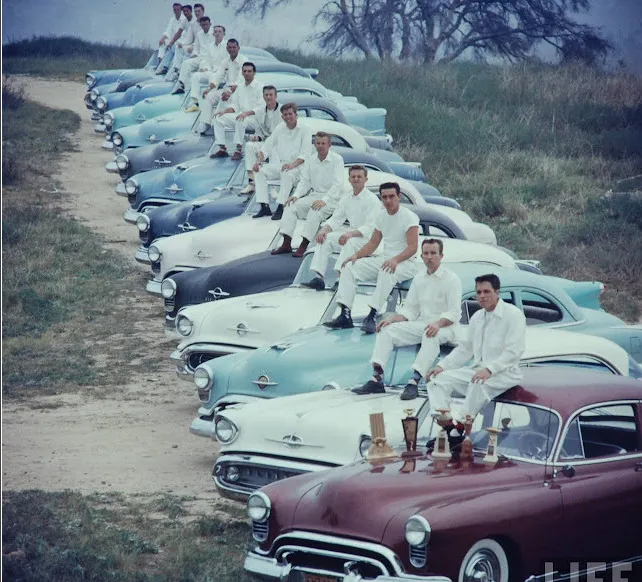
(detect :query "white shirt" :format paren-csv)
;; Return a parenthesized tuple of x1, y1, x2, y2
(222, 53, 248, 87)
(261, 121, 313, 165)
(252, 103, 281, 140)
(325, 187, 382, 238)
(439, 299, 526, 377)
(192, 29, 213, 58)
(162, 14, 186, 41)
(229, 79, 264, 113)
(374, 206, 420, 258)
(398, 265, 462, 326)
(292, 150, 344, 204)
(177, 15, 195, 46)
(201, 38, 227, 71)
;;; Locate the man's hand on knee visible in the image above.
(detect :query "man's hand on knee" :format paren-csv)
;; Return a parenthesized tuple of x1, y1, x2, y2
(426, 366, 444, 380)
(311, 199, 326, 211)
(424, 322, 440, 338)
(286, 196, 297, 206)
(381, 258, 398, 273)
(471, 368, 492, 383)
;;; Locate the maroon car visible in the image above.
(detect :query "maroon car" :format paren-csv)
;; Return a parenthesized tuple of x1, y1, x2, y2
(242, 368, 642, 582)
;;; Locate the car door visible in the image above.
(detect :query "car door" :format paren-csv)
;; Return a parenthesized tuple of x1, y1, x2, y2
(515, 288, 572, 327)
(555, 401, 642, 562)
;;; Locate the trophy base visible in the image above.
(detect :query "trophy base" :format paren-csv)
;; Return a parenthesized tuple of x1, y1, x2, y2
(431, 451, 452, 460)
(401, 450, 423, 460)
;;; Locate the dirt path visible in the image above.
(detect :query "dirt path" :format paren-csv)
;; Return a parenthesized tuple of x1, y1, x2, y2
(2, 78, 223, 508)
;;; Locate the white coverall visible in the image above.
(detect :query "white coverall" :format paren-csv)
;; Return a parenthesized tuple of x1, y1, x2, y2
(199, 53, 247, 124)
(189, 38, 228, 103)
(212, 79, 265, 147)
(243, 104, 282, 171)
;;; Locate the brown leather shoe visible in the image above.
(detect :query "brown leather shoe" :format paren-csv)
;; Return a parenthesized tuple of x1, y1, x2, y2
(292, 239, 309, 258)
(210, 148, 228, 158)
(231, 149, 243, 161)
(271, 242, 293, 255)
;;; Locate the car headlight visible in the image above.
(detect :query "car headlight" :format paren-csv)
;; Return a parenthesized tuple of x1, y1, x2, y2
(135, 213, 150, 232)
(215, 417, 238, 444)
(176, 313, 192, 337)
(89, 89, 99, 102)
(359, 435, 372, 458)
(86, 73, 96, 88)
(96, 96, 107, 111)
(405, 515, 431, 547)
(125, 178, 138, 195)
(115, 154, 129, 170)
(193, 366, 211, 389)
(161, 278, 177, 299)
(112, 132, 123, 146)
(147, 244, 161, 263)
(103, 112, 114, 127)
(247, 492, 271, 523)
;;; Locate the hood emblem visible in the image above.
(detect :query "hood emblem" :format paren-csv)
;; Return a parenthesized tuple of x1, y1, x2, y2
(208, 287, 230, 300)
(252, 374, 278, 389)
(281, 434, 303, 448)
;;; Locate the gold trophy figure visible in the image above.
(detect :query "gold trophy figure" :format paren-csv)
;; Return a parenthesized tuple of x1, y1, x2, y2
(401, 409, 422, 459)
(431, 409, 452, 461)
(367, 412, 396, 461)
(459, 415, 474, 468)
(483, 426, 501, 466)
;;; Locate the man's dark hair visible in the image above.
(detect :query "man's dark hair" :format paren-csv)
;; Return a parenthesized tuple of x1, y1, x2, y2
(348, 164, 368, 176)
(182, 4, 192, 11)
(422, 238, 443, 254)
(199, 16, 210, 23)
(315, 131, 331, 141)
(475, 274, 501, 291)
(263, 85, 277, 94)
(379, 181, 401, 195)
(173, 3, 182, 8)
(242, 61, 256, 72)
(194, 3, 204, 10)
(227, 38, 240, 46)
(213, 24, 225, 32)
(280, 102, 298, 113)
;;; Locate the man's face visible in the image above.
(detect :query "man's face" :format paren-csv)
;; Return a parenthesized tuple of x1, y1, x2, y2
(476, 281, 500, 311)
(213, 26, 225, 43)
(182, 7, 192, 19)
(314, 136, 331, 158)
(242, 66, 255, 83)
(227, 42, 240, 59)
(421, 243, 443, 272)
(380, 187, 401, 213)
(173, 4, 183, 18)
(349, 170, 367, 192)
(263, 89, 277, 108)
(194, 5, 204, 19)
(200, 20, 211, 34)
(281, 108, 297, 128)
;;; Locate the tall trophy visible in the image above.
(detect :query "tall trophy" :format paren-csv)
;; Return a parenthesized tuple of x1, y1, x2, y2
(460, 415, 474, 468)
(401, 409, 422, 459)
(367, 412, 396, 461)
(431, 408, 452, 461)
(483, 426, 501, 466)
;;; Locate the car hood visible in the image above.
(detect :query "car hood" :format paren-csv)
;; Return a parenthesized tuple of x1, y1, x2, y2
(131, 93, 184, 122)
(135, 131, 208, 159)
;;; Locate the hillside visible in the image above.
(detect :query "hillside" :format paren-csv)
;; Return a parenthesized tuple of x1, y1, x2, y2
(4, 37, 642, 319)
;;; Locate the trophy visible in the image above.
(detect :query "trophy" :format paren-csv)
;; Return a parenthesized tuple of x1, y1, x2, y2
(401, 409, 422, 459)
(435, 408, 452, 428)
(483, 426, 501, 466)
(366, 412, 396, 461)
(459, 415, 474, 468)
(400, 459, 417, 473)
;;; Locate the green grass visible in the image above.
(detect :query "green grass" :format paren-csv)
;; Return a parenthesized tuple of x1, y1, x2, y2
(2, 490, 253, 582)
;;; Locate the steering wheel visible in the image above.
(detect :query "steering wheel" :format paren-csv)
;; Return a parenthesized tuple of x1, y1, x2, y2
(516, 431, 552, 461)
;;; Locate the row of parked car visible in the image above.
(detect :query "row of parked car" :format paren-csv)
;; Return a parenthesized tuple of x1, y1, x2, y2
(87, 47, 642, 582)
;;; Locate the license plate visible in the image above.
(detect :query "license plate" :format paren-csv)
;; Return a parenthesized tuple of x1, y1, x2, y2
(303, 575, 338, 582)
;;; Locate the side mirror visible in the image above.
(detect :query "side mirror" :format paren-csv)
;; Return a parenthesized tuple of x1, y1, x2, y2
(561, 464, 575, 478)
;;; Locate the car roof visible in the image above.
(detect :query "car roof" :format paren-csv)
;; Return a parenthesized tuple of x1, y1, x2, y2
(503, 367, 642, 417)
(254, 61, 311, 78)
(254, 72, 327, 94)
(297, 118, 369, 149)
(332, 147, 392, 170)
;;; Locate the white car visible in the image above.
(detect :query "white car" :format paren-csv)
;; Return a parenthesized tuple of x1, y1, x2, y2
(145, 169, 496, 294)
(209, 328, 641, 499)
(170, 243, 520, 378)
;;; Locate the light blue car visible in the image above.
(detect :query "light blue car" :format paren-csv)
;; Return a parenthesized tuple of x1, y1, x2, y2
(187, 261, 641, 436)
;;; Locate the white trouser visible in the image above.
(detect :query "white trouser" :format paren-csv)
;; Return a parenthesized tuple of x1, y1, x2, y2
(213, 112, 237, 146)
(255, 163, 301, 205)
(244, 140, 263, 171)
(310, 233, 366, 276)
(190, 71, 218, 103)
(234, 117, 259, 148)
(158, 44, 168, 61)
(335, 256, 419, 312)
(428, 367, 523, 420)
(279, 196, 335, 241)
(371, 322, 458, 377)
(167, 46, 187, 78)
(200, 89, 223, 126)
(178, 57, 199, 86)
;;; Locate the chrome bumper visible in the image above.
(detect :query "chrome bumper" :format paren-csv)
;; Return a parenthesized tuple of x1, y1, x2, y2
(135, 246, 151, 264)
(115, 182, 127, 196)
(102, 140, 114, 150)
(146, 278, 163, 295)
(189, 415, 215, 438)
(124, 208, 142, 224)
(94, 123, 107, 134)
(170, 349, 192, 381)
(105, 161, 119, 173)
(164, 326, 180, 341)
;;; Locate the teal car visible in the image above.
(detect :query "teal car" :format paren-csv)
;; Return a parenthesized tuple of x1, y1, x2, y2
(188, 262, 641, 436)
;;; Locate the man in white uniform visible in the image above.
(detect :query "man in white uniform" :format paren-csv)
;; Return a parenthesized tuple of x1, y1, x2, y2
(184, 25, 227, 111)
(173, 15, 214, 94)
(237, 85, 281, 195)
(209, 63, 265, 159)
(165, 4, 200, 82)
(324, 182, 420, 333)
(252, 103, 313, 220)
(353, 238, 462, 398)
(426, 273, 526, 450)
(156, 3, 185, 70)
(271, 132, 344, 257)
(301, 165, 382, 289)
(197, 39, 247, 135)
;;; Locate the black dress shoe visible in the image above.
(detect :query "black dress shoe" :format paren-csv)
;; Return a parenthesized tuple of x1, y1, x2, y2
(323, 311, 354, 329)
(361, 312, 377, 334)
(253, 204, 272, 219)
(271, 204, 284, 221)
(301, 277, 325, 291)
(400, 383, 419, 400)
(352, 380, 385, 395)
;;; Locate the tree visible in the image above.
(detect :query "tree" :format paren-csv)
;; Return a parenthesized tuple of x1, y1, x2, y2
(224, 0, 611, 64)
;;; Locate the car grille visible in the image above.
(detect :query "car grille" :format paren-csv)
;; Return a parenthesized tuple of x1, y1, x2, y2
(409, 544, 427, 568)
(127, 193, 136, 205)
(271, 533, 395, 579)
(164, 297, 175, 313)
(139, 230, 151, 245)
(186, 351, 225, 372)
(252, 521, 269, 542)
(216, 461, 304, 494)
(151, 261, 161, 275)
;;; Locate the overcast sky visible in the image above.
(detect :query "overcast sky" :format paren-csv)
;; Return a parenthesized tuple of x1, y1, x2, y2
(2, 0, 641, 72)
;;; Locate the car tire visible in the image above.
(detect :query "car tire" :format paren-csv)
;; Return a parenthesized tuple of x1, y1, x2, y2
(458, 538, 510, 582)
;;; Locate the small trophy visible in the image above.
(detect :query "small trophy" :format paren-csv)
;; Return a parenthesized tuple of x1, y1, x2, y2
(459, 415, 474, 468)
(401, 409, 422, 459)
(367, 412, 396, 461)
(400, 459, 417, 473)
(483, 426, 501, 466)
(435, 408, 452, 428)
